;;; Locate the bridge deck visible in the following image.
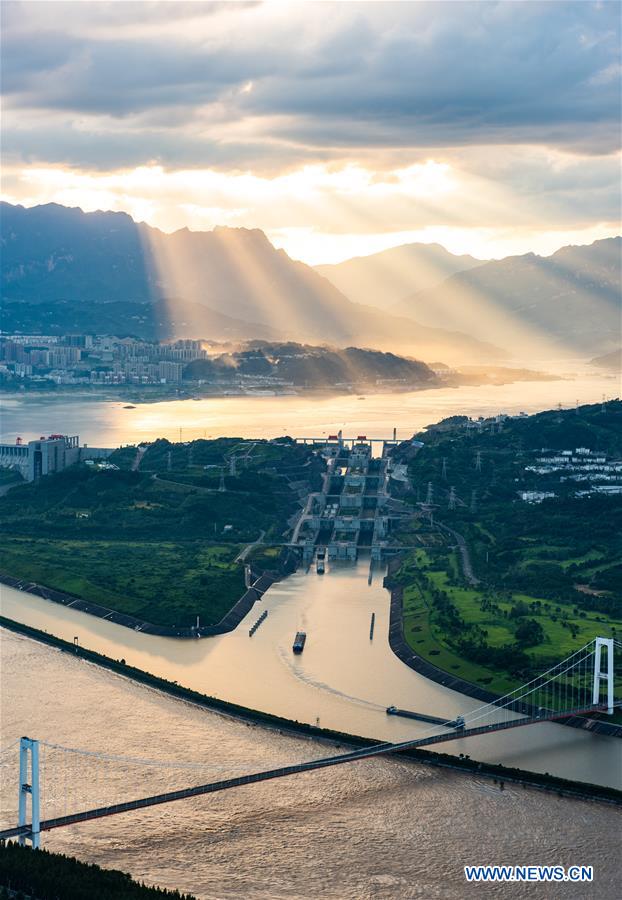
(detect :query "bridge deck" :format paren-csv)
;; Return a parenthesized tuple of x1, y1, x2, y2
(1, 704, 609, 840)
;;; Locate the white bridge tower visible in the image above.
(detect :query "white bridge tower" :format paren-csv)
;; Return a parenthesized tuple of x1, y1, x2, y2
(18, 737, 40, 848)
(592, 637, 615, 714)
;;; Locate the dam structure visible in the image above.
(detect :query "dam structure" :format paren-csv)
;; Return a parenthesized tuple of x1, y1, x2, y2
(292, 433, 408, 563)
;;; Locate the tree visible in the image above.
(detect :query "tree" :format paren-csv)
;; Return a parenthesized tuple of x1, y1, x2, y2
(515, 618, 544, 647)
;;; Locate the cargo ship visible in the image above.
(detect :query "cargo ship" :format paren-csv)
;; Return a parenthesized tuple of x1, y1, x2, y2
(293, 631, 307, 653)
(316, 548, 326, 574)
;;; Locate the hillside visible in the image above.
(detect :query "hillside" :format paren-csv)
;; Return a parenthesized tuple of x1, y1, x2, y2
(316, 242, 480, 310)
(0, 202, 502, 362)
(393, 237, 621, 358)
(0, 842, 196, 900)
(390, 401, 622, 694)
(185, 341, 438, 389)
(0, 438, 321, 628)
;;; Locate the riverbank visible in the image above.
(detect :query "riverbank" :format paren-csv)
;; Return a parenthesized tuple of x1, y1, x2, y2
(0, 548, 299, 638)
(2, 614, 620, 805)
(0, 843, 195, 900)
(386, 578, 622, 740)
(0, 366, 563, 406)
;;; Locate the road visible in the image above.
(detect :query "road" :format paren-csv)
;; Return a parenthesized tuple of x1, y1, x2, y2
(437, 522, 479, 586)
(131, 445, 147, 471)
(235, 530, 266, 563)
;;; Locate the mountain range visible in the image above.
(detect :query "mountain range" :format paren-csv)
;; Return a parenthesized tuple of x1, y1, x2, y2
(1, 201, 619, 362)
(315, 243, 481, 309)
(318, 237, 621, 357)
(391, 238, 621, 357)
(589, 349, 622, 371)
(0, 202, 499, 363)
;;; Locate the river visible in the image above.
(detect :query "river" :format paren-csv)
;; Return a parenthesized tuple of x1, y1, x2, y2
(1, 375, 621, 791)
(1, 370, 618, 445)
(1, 560, 620, 790)
(1, 377, 621, 895)
(1, 627, 620, 899)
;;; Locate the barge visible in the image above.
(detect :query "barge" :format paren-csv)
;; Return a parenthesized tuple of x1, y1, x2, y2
(386, 706, 465, 729)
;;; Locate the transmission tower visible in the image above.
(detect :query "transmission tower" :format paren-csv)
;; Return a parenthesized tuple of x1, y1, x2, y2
(441, 457, 448, 480)
(475, 450, 482, 472)
(229, 455, 237, 476)
(448, 486, 456, 510)
(426, 482, 433, 505)
(167, 450, 172, 472)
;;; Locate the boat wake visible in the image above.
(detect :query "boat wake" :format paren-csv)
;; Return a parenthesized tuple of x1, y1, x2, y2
(276, 644, 386, 712)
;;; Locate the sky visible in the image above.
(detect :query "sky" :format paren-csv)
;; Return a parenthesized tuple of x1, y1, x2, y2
(1, 0, 621, 265)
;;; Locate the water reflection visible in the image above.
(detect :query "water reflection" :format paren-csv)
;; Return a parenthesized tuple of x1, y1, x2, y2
(3, 630, 620, 900)
(1, 373, 618, 445)
(1, 558, 620, 789)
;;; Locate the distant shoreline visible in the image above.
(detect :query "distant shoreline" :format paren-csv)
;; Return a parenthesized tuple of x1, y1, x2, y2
(0, 368, 564, 406)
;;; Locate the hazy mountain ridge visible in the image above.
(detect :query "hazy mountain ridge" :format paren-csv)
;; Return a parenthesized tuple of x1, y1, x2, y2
(315, 242, 481, 309)
(392, 237, 622, 357)
(0, 202, 501, 362)
(589, 348, 622, 371)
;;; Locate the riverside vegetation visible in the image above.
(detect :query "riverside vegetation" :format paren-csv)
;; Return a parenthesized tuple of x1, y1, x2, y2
(0, 437, 323, 628)
(390, 401, 622, 698)
(0, 842, 196, 900)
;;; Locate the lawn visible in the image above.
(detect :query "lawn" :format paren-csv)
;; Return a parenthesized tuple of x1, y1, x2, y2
(402, 580, 518, 693)
(0, 440, 323, 629)
(0, 536, 246, 627)
(399, 549, 621, 696)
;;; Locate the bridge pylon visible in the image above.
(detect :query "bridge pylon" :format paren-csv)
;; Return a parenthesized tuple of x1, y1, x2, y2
(18, 737, 40, 848)
(592, 637, 615, 714)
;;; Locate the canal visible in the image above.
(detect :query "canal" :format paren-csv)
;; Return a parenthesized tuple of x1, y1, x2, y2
(1, 559, 620, 790)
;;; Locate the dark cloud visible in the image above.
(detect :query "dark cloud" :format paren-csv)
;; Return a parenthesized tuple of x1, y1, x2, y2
(0, 118, 328, 173)
(1, 0, 620, 169)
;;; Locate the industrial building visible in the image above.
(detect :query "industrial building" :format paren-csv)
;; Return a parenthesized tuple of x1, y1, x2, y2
(0, 435, 110, 482)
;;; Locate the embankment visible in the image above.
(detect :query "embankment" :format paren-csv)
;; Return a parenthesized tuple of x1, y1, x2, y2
(1, 614, 620, 806)
(0, 548, 299, 639)
(385, 568, 622, 740)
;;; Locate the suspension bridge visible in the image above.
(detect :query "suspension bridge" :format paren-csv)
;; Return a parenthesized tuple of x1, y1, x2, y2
(1, 637, 618, 849)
